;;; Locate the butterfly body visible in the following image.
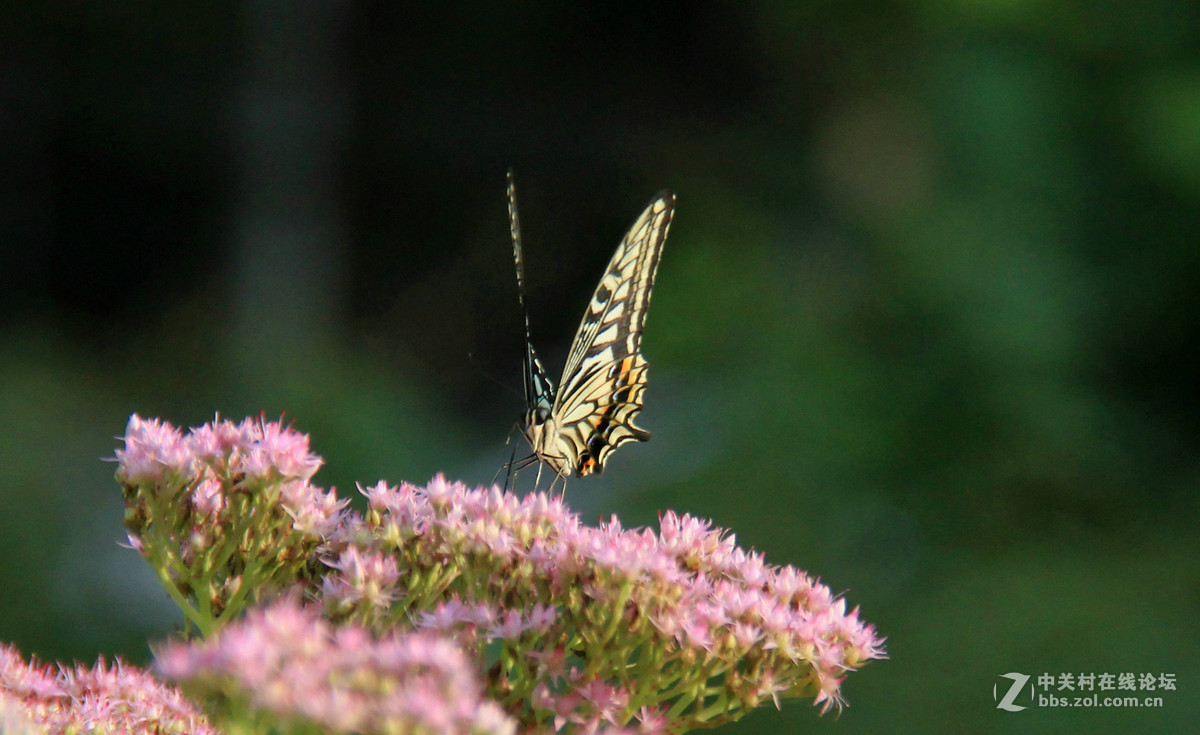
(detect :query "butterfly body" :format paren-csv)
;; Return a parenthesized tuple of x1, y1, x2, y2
(507, 172, 674, 480)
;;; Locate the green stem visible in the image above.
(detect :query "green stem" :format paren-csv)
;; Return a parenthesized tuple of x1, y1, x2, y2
(142, 483, 211, 636)
(151, 553, 208, 636)
(597, 577, 634, 648)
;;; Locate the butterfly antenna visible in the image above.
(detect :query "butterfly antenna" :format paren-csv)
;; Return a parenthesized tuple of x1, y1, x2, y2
(508, 170, 556, 412)
(508, 171, 537, 406)
(507, 170, 528, 313)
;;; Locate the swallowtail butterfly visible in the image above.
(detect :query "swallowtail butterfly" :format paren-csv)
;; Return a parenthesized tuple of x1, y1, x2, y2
(507, 171, 675, 484)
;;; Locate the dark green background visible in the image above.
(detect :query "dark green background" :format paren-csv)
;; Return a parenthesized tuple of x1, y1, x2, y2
(2, 2, 1197, 732)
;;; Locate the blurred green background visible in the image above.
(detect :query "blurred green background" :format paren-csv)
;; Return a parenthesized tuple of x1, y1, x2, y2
(2, 2, 1198, 732)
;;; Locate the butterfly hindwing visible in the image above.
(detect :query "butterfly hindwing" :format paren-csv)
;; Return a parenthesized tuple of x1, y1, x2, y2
(557, 352, 653, 475)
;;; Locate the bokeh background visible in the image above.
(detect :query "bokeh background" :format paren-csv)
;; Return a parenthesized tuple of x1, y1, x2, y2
(2, 2, 1198, 732)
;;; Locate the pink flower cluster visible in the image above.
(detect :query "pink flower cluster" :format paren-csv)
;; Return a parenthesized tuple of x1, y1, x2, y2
(1, 643, 217, 734)
(115, 414, 348, 633)
(156, 598, 517, 735)
(319, 476, 886, 730)
(117, 413, 324, 487)
(113, 415, 885, 733)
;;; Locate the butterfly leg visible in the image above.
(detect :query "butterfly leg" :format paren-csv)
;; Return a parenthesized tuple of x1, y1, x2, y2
(502, 452, 542, 494)
(494, 441, 520, 492)
(550, 474, 568, 498)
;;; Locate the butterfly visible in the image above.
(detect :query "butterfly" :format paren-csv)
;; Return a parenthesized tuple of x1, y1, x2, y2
(506, 171, 675, 488)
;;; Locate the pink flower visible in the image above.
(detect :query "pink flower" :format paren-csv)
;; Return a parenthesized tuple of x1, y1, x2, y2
(423, 473, 463, 507)
(418, 596, 496, 632)
(1, 643, 218, 735)
(485, 603, 558, 640)
(192, 476, 225, 516)
(185, 415, 244, 461)
(657, 510, 736, 565)
(230, 416, 323, 481)
(571, 676, 630, 724)
(157, 599, 515, 735)
(281, 479, 350, 536)
(635, 705, 671, 734)
(115, 414, 194, 484)
(323, 546, 400, 609)
(0, 645, 64, 699)
(360, 480, 411, 516)
(731, 621, 764, 649)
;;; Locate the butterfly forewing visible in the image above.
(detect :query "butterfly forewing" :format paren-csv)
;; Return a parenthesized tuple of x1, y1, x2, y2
(551, 191, 675, 476)
(558, 194, 673, 395)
